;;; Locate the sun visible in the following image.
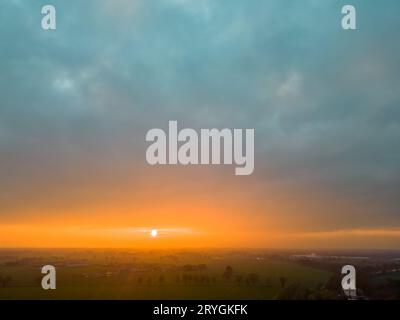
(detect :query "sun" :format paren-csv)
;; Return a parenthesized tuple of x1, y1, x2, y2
(150, 229, 158, 238)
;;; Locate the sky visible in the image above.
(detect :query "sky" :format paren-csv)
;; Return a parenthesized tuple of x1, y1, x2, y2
(0, 0, 400, 248)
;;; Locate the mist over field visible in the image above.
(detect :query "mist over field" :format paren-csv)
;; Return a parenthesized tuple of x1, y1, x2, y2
(1, 248, 400, 300)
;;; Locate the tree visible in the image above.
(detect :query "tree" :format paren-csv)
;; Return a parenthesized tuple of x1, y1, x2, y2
(246, 273, 260, 286)
(223, 266, 233, 280)
(0, 275, 12, 288)
(235, 275, 243, 286)
(277, 282, 337, 300)
(325, 274, 342, 296)
(276, 283, 311, 300)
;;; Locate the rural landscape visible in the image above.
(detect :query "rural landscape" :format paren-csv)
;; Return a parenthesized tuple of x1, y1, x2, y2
(2, 0, 400, 302)
(1, 248, 400, 300)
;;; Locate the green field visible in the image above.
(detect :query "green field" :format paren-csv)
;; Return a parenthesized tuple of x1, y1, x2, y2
(0, 250, 331, 299)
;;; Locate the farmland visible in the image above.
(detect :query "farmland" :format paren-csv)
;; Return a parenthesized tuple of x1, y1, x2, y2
(0, 249, 330, 300)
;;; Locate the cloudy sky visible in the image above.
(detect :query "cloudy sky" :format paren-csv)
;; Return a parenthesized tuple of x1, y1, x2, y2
(1, 0, 400, 248)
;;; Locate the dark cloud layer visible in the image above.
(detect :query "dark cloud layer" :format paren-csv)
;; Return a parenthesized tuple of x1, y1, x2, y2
(1, 0, 399, 229)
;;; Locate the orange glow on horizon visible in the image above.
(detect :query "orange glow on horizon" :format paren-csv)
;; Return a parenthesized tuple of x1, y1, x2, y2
(1, 222, 400, 249)
(2, 169, 399, 250)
